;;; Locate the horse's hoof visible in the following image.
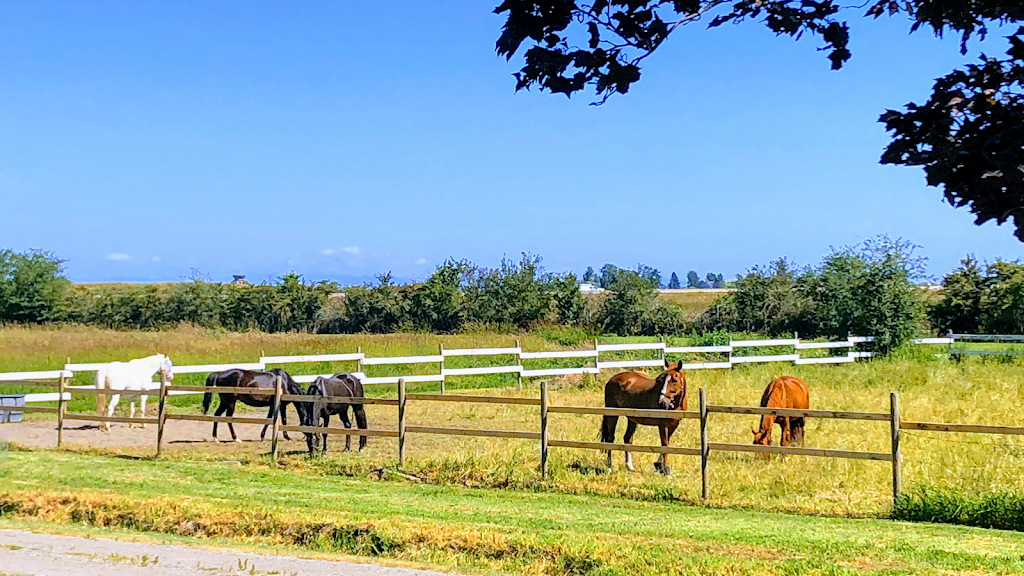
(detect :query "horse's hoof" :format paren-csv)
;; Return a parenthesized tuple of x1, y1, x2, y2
(234, 438, 243, 444)
(660, 466, 672, 476)
(139, 424, 147, 429)
(653, 461, 662, 472)
(625, 463, 635, 472)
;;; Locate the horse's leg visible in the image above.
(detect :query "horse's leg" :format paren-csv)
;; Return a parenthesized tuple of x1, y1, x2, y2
(105, 393, 120, 432)
(280, 401, 291, 441)
(212, 397, 228, 441)
(321, 413, 330, 454)
(339, 408, 353, 452)
(354, 406, 368, 452)
(138, 394, 148, 429)
(622, 419, 638, 472)
(601, 415, 618, 470)
(656, 422, 679, 476)
(128, 398, 136, 428)
(792, 418, 805, 446)
(260, 403, 274, 442)
(781, 416, 792, 446)
(226, 400, 241, 443)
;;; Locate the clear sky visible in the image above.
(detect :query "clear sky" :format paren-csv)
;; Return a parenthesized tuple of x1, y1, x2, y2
(1, 2, 1020, 285)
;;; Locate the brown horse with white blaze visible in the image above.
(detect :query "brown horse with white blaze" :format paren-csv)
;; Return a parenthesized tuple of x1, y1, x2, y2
(752, 376, 809, 447)
(601, 360, 687, 475)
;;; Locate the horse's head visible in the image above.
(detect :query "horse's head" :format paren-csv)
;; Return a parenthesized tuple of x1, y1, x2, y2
(751, 426, 771, 446)
(159, 355, 174, 382)
(655, 360, 686, 410)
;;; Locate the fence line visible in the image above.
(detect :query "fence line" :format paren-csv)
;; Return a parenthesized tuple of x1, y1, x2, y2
(5, 333, 1012, 406)
(9, 372, 1024, 506)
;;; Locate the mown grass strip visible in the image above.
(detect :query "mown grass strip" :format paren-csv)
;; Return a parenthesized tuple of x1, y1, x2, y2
(2, 451, 1024, 575)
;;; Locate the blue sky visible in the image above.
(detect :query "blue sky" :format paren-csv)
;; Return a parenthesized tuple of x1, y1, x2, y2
(1, 2, 1020, 285)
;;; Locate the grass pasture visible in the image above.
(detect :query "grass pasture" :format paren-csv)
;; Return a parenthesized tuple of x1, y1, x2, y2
(2, 325, 1024, 519)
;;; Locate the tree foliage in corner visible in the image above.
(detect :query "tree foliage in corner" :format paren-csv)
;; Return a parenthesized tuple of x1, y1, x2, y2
(493, 1, 1024, 239)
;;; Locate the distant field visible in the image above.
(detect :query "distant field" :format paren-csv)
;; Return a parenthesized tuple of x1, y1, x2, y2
(655, 290, 723, 317)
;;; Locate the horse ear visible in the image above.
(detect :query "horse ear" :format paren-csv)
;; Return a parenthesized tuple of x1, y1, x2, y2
(664, 359, 670, 370)
(675, 360, 684, 371)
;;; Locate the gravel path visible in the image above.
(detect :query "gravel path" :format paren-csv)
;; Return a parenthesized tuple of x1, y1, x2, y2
(0, 529, 462, 576)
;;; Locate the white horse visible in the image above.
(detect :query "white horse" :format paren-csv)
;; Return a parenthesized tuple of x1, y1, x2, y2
(94, 354, 174, 431)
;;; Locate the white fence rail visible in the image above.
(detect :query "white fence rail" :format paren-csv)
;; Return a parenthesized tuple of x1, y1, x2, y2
(2, 334, 1016, 404)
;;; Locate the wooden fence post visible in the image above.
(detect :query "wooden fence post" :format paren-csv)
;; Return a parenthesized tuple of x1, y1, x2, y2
(271, 375, 282, 462)
(594, 339, 600, 374)
(156, 372, 168, 457)
(890, 391, 901, 504)
(57, 372, 66, 449)
(439, 343, 446, 394)
(699, 387, 709, 499)
(540, 380, 549, 478)
(398, 378, 407, 467)
(515, 339, 523, 389)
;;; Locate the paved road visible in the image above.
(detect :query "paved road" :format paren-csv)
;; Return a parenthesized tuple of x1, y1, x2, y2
(0, 529, 461, 576)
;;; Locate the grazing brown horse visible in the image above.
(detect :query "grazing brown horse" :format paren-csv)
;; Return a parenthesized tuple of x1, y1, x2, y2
(601, 360, 687, 475)
(752, 376, 809, 447)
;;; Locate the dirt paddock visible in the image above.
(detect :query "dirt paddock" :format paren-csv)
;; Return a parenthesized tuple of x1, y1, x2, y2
(0, 417, 329, 455)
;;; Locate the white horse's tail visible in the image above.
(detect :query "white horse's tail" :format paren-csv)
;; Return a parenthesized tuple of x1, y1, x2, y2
(95, 367, 107, 416)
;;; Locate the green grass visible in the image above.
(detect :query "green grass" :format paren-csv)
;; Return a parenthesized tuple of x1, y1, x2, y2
(2, 450, 1024, 575)
(894, 486, 1024, 531)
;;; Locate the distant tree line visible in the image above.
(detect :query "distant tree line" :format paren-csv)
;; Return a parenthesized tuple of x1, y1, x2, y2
(581, 265, 726, 289)
(3, 240, 1023, 354)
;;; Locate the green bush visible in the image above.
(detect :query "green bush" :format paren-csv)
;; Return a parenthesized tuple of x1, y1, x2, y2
(731, 258, 813, 336)
(595, 271, 683, 336)
(463, 254, 553, 329)
(408, 260, 468, 332)
(893, 486, 1024, 532)
(329, 273, 412, 333)
(809, 236, 927, 354)
(696, 236, 927, 354)
(0, 249, 70, 323)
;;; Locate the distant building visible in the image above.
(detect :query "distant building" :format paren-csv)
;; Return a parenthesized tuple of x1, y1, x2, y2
(231, 275, 249, 286)
(579, 282, 603, 293)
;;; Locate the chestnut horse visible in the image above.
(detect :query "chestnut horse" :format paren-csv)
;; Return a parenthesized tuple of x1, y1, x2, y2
(752, 376, 809, 447)
(600, 360, 687, 475)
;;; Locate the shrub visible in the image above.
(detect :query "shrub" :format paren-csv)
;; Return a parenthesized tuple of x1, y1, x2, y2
(331, 273, 412, 333)
(0, 249, 70, 323)
(463, 254, 553, 329)
(408, 260, 468, 332)
(893, 486, 1024, 532)
(730, 258, 813, 336)
(809, 237, 927, 353)
(598, 270, 655, 335)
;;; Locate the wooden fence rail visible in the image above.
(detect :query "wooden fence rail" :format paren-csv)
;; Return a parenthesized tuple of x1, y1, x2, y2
(8, 370, 1024, 506)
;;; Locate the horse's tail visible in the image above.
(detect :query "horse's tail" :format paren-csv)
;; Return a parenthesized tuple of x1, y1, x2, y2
(202, 372, 218, 415)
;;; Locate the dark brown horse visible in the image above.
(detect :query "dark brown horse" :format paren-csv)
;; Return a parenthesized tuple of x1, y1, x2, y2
(752, 375, 809, 447)
(600, 360, 687, 475)
(201, 368, 310, 443)
(304, 372, 368, 455)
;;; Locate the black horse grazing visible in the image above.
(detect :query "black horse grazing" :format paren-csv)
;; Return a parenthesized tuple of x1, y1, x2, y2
(304, 372, 368, 454)
(201, 368, 310, 443)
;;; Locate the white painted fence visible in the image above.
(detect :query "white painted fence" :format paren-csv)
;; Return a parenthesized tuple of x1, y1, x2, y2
(0, 334, 1001, 404)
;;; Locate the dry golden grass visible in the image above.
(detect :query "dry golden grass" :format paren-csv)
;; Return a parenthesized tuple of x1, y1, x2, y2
(655, 291, 722, 318)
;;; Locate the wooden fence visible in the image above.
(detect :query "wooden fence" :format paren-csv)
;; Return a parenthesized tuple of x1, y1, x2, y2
(9, 373, 1024, 505)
